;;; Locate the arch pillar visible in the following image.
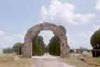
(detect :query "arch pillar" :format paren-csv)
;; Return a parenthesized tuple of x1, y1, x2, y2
(22, 34, 33, 57)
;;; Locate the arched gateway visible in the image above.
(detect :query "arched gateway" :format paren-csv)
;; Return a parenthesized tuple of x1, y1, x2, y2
(22, 22, 70, 58)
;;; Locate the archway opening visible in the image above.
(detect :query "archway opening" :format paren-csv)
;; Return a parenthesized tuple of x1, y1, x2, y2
(32, 30, 61, 56)
(39, 30, 54, 46)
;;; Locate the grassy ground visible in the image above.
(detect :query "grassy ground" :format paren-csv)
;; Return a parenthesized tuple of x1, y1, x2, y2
(61, 56, 91, 67)
(61, 54, 100, 67)
(95, 58, 100, 63)
(0, 54, 100, 67)
(0, 54, 32, 67)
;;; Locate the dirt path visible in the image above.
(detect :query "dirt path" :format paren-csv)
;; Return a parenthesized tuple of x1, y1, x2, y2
(32, 54, 75, 67)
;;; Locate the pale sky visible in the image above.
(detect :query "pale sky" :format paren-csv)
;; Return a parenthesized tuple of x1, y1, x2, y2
(0, 0, 100, 49)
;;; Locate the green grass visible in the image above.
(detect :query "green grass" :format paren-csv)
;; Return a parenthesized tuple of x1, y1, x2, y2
(95, 58, 100, 63)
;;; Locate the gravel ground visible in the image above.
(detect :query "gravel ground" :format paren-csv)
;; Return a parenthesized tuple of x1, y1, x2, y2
(32, 54, 75, 67)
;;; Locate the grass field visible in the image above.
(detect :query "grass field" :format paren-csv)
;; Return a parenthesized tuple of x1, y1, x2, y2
(61, 54, 100, 67)
(0, 54, 100, 67)
(0, 54, 32, 67)
(95, 58, 100, 63)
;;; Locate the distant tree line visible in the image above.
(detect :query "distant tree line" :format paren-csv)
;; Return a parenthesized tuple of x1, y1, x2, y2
(3, 48, 13, 54)
(3, 42, 23, 54)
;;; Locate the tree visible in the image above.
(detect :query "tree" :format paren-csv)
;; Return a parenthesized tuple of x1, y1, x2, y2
(48, 36, 60, 56)
(13, 42, 24, 55)
(3, 48, 13, 54)
(32, 36, 45, 56)
(91, 29, 100, 47)
(48, 26, 66, 56)
(90, 29, 100, 57)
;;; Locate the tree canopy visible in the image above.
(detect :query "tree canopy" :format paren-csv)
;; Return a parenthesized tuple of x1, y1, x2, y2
(48, 36, 60, 56)
(90, 29, 100, 47)
(32, 36, 45, 56)
(3, 48, 13, 54)
(13, 42, 24, 55)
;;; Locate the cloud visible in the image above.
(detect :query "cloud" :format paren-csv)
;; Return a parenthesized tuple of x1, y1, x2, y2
(0, 31, 24, 49)
(39, 0, 98, 49)
(96, 0, 100, 11)
(40, 0, 94, 25)
(40, 0, 75, 24)
(74, 13, 95, 24)
(0, 30, 5, 36)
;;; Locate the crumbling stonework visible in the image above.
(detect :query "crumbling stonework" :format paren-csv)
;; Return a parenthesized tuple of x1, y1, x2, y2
(22, 22, 70, 58)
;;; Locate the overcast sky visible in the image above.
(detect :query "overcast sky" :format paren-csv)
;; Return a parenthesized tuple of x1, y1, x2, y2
(0, 0, 100, 49)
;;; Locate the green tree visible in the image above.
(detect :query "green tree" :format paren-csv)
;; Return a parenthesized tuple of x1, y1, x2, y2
(3, 48, 13, 54)
(48, 36, 60, 56)
(32, 36, 45, 56)
(90, 29, 100, 57)
(48, 26, 66, 56)
(91, 29, 100, 47)
(13, 42, 24, 55)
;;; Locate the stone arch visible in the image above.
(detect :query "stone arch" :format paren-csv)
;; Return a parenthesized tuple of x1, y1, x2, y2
(22, 22, 70, 58)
